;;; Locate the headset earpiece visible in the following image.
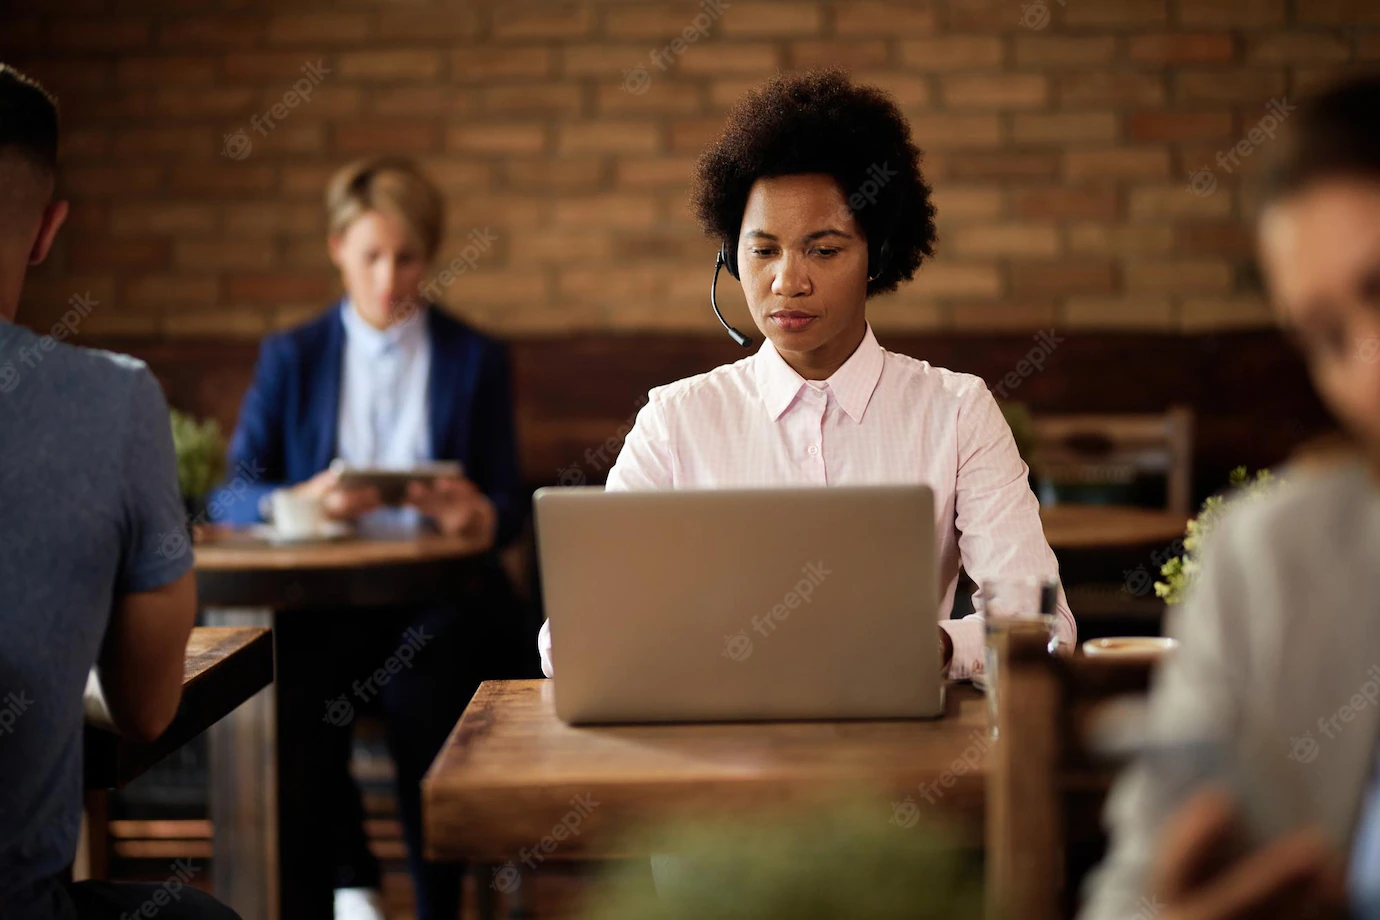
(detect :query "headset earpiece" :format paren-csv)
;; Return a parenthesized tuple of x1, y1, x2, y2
(868, 238, 892, 284)
(719, 239, 739, 281)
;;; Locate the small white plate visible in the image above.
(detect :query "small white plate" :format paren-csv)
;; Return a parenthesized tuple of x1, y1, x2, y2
(1081, 636, 1178, 661)
(250, 521, 353, 545)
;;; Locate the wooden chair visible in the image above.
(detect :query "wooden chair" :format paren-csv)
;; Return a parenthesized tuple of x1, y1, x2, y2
(985, 628, 1155, 920)
(1032, 407, 1194, 516)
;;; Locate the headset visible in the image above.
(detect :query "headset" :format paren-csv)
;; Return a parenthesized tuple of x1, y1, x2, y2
(709, 234, 893, 348)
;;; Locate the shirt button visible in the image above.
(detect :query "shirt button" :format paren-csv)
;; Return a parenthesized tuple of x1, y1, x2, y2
(807, 444, 820, 456)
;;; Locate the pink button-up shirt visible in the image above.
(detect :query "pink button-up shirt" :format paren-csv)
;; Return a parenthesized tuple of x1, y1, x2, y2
(537, 324, 1075, 680)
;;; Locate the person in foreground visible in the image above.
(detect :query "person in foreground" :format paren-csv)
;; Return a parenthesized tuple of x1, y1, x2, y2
(0, 64, 239, 920)
(538, 69, 1076, 680)
(1079, 72, 1380, 920)
(209, 157, 531, 920)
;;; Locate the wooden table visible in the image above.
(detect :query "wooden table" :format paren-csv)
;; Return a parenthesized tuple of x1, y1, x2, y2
(195, 528, 486, 920)
(424, 679, 989, 895)
(1039, 504, 1187, 550)
(82, 626, 272, 880)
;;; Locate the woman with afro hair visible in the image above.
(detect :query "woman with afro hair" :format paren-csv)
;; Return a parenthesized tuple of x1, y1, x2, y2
(538, 69, 1075, 680)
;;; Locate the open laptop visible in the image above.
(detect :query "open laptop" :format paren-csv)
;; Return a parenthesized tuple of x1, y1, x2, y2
(534, 485, 943, 724)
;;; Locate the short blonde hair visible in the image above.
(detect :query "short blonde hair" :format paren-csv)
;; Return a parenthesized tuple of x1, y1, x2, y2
(325, 157, 445, 259)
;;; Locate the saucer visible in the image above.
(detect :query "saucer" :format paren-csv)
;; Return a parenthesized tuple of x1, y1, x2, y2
(1081, 636, 1178, 662)
(250, 521, 353, 545)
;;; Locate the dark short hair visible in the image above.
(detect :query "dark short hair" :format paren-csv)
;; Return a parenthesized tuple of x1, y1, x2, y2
(690, 69, 937, 298)
(0, 63, 59, 184)
(1260, 70, 1380, 206)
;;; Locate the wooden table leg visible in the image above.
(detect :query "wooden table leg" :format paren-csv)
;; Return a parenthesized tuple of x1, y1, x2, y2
(206, 608, 276, 920)
(274, 612, 335, 920)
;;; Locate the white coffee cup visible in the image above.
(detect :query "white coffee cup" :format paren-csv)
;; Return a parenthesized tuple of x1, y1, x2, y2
(270, 489, 326, 540)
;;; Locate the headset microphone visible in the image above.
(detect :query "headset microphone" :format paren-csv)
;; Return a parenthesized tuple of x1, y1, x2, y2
(710, 247, 754, 348)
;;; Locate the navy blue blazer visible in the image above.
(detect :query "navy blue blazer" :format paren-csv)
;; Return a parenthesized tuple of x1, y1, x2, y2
(212, 303, 526, 548)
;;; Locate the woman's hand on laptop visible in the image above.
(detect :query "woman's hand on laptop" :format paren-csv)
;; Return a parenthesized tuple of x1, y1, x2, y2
(406, 476, 496, 550)
(296, 467, 382, 521)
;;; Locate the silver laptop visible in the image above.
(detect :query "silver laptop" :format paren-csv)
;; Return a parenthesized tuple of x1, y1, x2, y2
(534, 485, 943, 724)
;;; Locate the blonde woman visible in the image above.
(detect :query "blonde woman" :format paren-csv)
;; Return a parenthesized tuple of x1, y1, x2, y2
(213, 157, 530, 920)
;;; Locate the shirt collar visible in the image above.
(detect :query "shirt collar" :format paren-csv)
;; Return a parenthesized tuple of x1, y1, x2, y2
(340, 297, 427, 356)
(753, 324, 885, 423)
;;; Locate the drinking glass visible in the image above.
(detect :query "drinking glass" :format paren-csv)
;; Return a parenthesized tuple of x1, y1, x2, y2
(981, 576, 1059, 739)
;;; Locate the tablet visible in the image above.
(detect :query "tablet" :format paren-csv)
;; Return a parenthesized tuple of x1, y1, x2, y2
(329, 459, 464, 505)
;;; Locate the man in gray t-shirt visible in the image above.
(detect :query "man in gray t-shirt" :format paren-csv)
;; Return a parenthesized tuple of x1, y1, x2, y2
(0, 64, 238, 919)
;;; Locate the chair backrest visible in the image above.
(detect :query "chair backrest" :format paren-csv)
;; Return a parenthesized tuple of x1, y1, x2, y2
(985, 628, 1154, 920)
(1032, 407, 1194, 516)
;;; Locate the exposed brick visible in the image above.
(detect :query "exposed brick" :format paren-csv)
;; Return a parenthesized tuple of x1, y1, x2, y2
(553, 195, 659, 229)
(1011, 261, 1116, 297)
(1068, 223, 1176, 255)
(562, 43, 666, 76)
(116, 56, 216, 85)
(596, 82, 700, 115)
(949, 302, 1057, 332)
(942, 74, 1048, 109)
(899, 37, 1003, 70)
(669, 117, 726, 153)
(168, 165, 277, 196)
(63, 128, 111, 160)
(64, 166, 164, 197)
(930, 186, 1005, 220)
(1298, 0, 1380, 25)
(370, 87, 475, 117)
(616, 156, 700, 188)
(835, 2, 938, 36)
(175, 240, 277, 271)
(1013, 112, 1119, 144)
(1058, 72, 1166, 106)
(111, 127, 215, 159)
(558, 122, 660, 154)
(1247, 32, 1352, 64)
(457, 270, 550, 306)
(505, 158, 606, 191)
(789, 40, 891, 70)
(416, 159, 494, 194)
(223, 52, 332, 82)
(606, 6, 728, 38)
(1013, 36, 1118, 67)
(948, 223, 1061, 258)
(483, 83, 586, 116)
(849, 72, 933, 107)
(166, 309, 269, 340)
(226, 274, 337, 304)
(492, 5, 595, 39)
(912, 262, 1002, 297)
(1180, 295, 1273, 329)
(1124, 259, 1234, 292)
(50, 19, 151, 52)
(160, 15, 265, 48)
(1175, 69, 1288, 104)
(1175, 0, 1286, 26)
(675, 43, 782, 75)
(1128, 111, 1235, 142)
(122, 275, 219, 310)
(720, 3, 823, 37)
(268, 13, 371, 45)
(948, 0, 1051, 31)
(336, 122, 439, 155)
(1129, 183, 1234, 218)
(1064, 0, 1168, 27)
(1012, 187, 1119, 220)
(908, 114, 1003, 148)
(453, 47, 554, 80)
(112, 204, 218, 236)
(945, 152, 1060, 181)
(222, 203, 323, 236)
(1176, 221, 1255, 257)
(447, 124, 548, 155)
(69, 239, 171, 273)
(1065, 148, 1171, 181)
(377, 9, 477, 40)
(864, 297, 942, 331)
(1129, 33, 1237, 64)
(154, 88, 257, 118)
(1063, 296, 1174, 328)
(708, 77, 766, 110)
(337, 51, 443, 82)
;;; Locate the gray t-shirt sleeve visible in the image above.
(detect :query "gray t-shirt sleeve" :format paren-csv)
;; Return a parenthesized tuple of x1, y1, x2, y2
(116, 366, 194, 595)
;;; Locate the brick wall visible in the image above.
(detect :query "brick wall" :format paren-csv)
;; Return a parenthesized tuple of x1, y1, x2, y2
(1, 0, 1376, 340)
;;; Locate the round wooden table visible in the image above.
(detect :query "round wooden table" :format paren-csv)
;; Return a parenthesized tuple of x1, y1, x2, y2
(195, 527, 489, 920)
(1038, 504, 1188, 551)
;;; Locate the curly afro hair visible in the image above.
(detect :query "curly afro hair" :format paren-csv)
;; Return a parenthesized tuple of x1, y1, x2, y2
(690, 69, 937, 298)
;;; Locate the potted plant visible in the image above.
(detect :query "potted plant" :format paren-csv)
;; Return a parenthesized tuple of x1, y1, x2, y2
(1155, 466, 1278, 605)
(170, 409, 227, 525)
(576, 797, 986, 920)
